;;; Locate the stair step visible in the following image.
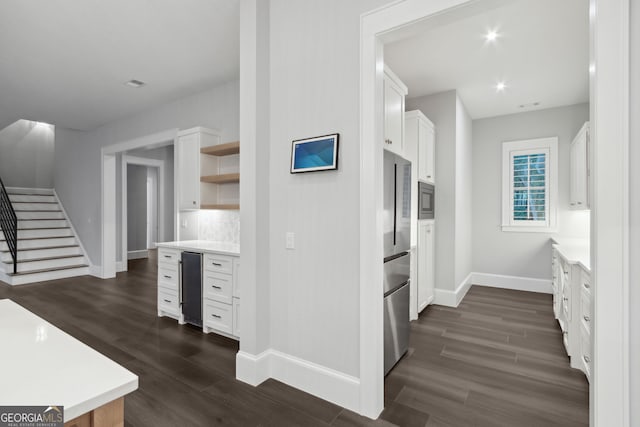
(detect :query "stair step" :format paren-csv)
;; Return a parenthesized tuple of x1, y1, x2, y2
(12, 202, 61, 211)
(5, 188, 54, 196)
(17, 220, 68, 229)
(4, 255, 86, 273)
(0, 237, 77, 251)
(16, 211, 65, 220)
(6, 265, 90, 285)
(8, 194, 57, 203)
(0, 228, 73, 240)
(0, 245, 82, 262)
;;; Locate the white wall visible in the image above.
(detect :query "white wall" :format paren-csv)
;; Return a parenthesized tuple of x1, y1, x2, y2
(260, 0, 391, 378)
(630, 0, 639, 423)
(406, 91, 457, 291)
(126, 164, 147, 252)
(0, 120, 54, 188)
(471, 103, 589, 279)
(455, 96, 473, 287)
(54, 79, 239, 265)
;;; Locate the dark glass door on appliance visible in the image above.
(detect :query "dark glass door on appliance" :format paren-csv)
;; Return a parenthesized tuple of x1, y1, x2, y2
(181, 251, 202, 327)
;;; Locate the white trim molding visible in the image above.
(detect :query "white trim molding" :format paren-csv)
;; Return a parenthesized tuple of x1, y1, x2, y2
(472, 273, 552, 294)
(433, 272, 473, 307)
(127, 250, 149, 260)
(236, 349, 361, 413)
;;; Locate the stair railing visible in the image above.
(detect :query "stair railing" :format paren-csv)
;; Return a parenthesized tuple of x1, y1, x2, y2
(0, 176, 17, 274)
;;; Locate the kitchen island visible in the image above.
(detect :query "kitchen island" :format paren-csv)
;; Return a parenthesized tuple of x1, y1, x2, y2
(0, 299, 138, 426)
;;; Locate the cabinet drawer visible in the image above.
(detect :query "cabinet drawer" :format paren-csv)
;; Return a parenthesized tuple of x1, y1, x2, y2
(204, 253, 233, 274)
(158, 248, 180, 264)
(233, 297, 240, 338)
(158, 288, 180, 315)
(232, 258, 240, 298)
(204, 272, 233, 304)
(581, 328, 592, 377)
(158, 264, 179, 290)
(203, 300, 233, 334)
(580, 268, 591, 296)
(580, 290, 592, 334)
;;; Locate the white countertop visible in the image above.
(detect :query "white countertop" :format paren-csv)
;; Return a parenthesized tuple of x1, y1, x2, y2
(156, 240, 240, 256)
(551, 237, 590, 272)
(0, 300, 138, 421)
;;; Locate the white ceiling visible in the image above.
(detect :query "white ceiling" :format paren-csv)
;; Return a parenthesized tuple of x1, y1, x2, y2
(0, 0, 239, 131)
(384, 0, 589, 119)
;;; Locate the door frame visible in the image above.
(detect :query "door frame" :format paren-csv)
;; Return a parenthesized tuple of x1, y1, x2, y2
(100, 129, 177, 278)
(121, 155, 165, 271)
(359, 0, 630, 423)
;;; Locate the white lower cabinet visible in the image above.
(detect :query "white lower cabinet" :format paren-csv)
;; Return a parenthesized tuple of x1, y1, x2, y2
(552, 245, 592, 381)
(157, 246, 240, 340)
(417, 221, 435, 313)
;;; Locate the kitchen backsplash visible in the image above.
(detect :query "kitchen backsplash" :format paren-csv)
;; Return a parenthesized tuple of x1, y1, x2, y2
(199, 210, 240, 244)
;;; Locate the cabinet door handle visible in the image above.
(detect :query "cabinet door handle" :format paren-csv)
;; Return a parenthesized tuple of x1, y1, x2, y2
(584, 283, 590, 289)
(583, 315, 590, 322)
(584, 356, 591, 364)
(212, 262, 222, 267)
(164, 255, 172, 259)
(164, 275, 172, 279)
(570, 203, 576, 206)
(193, 201, 196, 205)
(211, 285, 222, 290)
(211, 314, 221, 319)
(163, 299, 171, 303)
(427, 175, 432, 178)
(563, 297, 568, 302)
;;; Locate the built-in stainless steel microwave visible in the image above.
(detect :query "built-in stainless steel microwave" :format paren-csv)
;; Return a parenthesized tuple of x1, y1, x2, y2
(418, 182, 435, 220)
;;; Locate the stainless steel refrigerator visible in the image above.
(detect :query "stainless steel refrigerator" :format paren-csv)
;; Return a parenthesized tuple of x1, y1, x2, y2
(383, 150, 411, 376)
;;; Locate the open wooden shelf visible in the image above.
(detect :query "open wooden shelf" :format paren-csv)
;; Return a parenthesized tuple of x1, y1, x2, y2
(200, 141, 240, 156)
(201, 173, 240, 184)
(200, 204, 240, 210)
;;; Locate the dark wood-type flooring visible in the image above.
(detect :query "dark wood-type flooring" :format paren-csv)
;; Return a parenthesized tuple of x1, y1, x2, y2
(0, 252, 588, 426)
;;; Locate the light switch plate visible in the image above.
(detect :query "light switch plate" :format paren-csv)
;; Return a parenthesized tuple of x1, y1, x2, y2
(286, 232, 295, 249)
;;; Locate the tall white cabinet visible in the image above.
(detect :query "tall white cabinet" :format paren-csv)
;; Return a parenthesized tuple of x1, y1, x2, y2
(383, 66, 408, 155)
(570, 122, 589, 210)
(176, 127, 221, 210)
(405, 109, 437, 317)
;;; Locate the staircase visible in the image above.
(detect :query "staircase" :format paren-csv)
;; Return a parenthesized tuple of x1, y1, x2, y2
(0, 188, 90, 285)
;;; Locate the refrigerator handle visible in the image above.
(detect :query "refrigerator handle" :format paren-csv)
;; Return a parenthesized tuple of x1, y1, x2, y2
(393, 163, 397, 246)
(178, 259, 183, 307)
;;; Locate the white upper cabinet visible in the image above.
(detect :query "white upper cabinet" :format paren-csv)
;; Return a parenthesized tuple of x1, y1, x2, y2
(176, 127, 220, 210)
(383, 66, 408, 156)
(570, 122, 589, 210)
(406, 110, 435, 183)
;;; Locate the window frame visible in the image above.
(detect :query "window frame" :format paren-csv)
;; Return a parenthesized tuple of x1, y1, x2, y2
(501, 137, 558, 232)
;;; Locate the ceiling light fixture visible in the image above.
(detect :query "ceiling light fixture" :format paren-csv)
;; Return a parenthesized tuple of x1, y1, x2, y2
(485, 29, 499, 42)
(495, 81, 507, 92)
(125, 79, 146, 88)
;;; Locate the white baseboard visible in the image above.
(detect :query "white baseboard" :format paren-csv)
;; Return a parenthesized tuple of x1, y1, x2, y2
(235, 349, 361, 414)
(236, 350, 271, 386)
(89, 265, 102, 278)
(433, 272, 473, 307)
(472, 272, 552, 294)
(127, 250, 149, 260)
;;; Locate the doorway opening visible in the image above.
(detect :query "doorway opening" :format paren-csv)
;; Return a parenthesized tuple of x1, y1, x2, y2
(359, 0, 629, 422)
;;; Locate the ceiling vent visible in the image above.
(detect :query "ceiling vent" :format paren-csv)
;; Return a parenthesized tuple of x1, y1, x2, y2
(125, 79, 146, 88)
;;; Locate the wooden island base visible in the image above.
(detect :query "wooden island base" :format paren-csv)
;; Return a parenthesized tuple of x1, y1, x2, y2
(65, 398, 124, 427)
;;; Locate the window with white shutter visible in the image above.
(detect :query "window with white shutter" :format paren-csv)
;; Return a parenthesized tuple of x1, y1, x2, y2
(502, 137, 558, 232)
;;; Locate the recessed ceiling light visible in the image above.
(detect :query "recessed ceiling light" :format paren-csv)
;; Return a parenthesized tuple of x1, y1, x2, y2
(495, 81, 507, 92)
(485, 29, 499, 42)
(125, 79, 146, 88)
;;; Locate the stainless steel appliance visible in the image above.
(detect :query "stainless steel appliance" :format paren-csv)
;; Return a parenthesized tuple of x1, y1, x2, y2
(383, 150, 411, 375)
(181, 251, 202, 327)
(418, 181, 435, 220)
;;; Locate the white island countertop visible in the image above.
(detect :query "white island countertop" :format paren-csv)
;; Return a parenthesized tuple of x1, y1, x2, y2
(0, 299, 138, 421)
(156, 240, 240, 256)
(551, 237, 590, 272)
